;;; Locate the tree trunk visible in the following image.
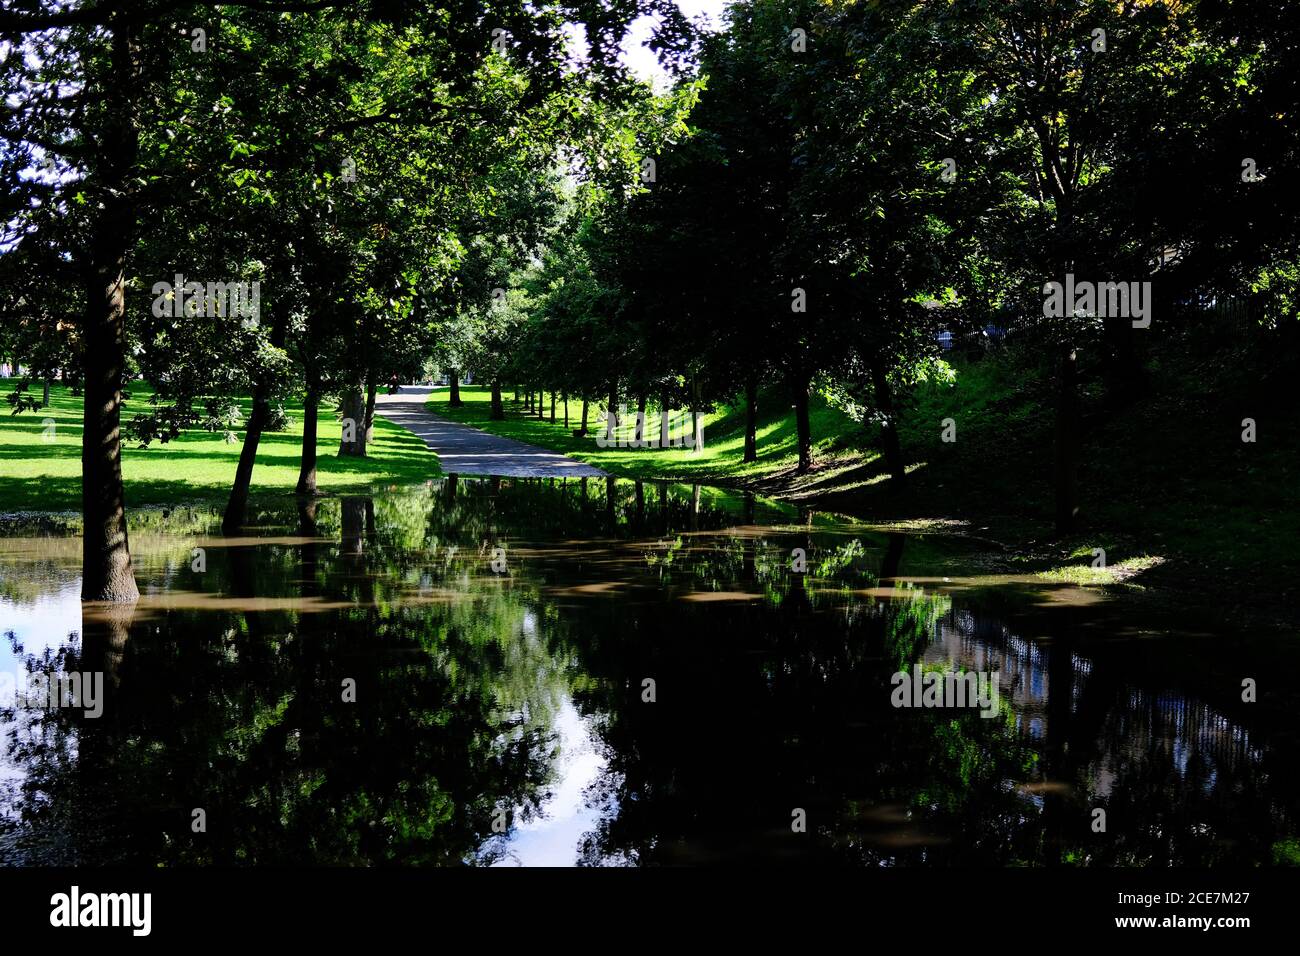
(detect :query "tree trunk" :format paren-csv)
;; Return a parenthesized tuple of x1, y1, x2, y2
(606, 382, 618, 441)
(297, 383, 319, 496)
(1054, 345, 1081, 535)
(870, 360, 905, 488)
(660, 396, 672, 448)
(80, 19, 140, 603)
(490, 381, 504, 420)
(447, 369, 462, 406)
(550, 391, 556, 422)
(42, 378, 50, 407)
(223, 306, 292, 533)
(635, 394, 647, 445)
(579, 399, 589, 436)
(792, 375, 812, 473)
(337, 384, 366, 457)
(362, 378, 377, 447)
(562, 392, 569, 429)
(743, 378, 758, 463)
(223, 395, 270, 534)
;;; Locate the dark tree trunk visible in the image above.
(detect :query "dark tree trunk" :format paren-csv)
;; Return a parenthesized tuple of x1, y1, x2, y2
(579, 399, 589, 436)
(635, 394, 647, 444)
(1054, 345, 1081, 535)
(341, 496, 365, 556)
(792, 375, 812, 473)
(81, 221, 138, 602)
(490, 381, 504, 419)
(447, 369, 462, 407)
(550, 392, 556, 422)
(870, 360, 905, 488)
(562, 392, 569, 429)
(605, 475, 618, 527)
(606, 382, 618, 440)
(223, 398, 269, 534)
(223, 308, 292, 533)
(363, 378, 377, 446)
(880, 533, 905, 583)
(297, 383, 319, 496)
(337, 385, 366, 457)
(42, 378, 50, 407)
(535, 390, 543, 418)
(743, 378, 758, 463)
(80, 19, 141, 603)
(659, 395, 671, 448)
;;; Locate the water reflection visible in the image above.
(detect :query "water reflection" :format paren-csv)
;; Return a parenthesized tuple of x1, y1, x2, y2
(1, 478, 1297, 866)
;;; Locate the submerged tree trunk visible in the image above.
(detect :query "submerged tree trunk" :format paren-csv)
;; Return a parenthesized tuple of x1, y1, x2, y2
(743, 378, 758, 463)
(297, 383, 320, 495)
(490, 381, 504, 420)
(1054, 345, 1081, 535)
(447, 369, 462, 407)
(870, 361, 905, 488)
(792, 375, 812, 473)
(80, 19, 141, 603)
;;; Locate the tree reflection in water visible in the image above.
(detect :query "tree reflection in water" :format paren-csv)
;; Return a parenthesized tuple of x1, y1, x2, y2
(0, 478, 1296, 866)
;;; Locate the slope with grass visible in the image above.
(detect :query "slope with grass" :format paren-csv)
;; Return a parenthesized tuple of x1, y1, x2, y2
(0, 384, 440, 515)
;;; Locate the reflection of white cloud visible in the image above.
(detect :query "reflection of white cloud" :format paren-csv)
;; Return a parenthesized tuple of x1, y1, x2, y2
(0, 582, 81, 657)
(492, 697, 610, 866)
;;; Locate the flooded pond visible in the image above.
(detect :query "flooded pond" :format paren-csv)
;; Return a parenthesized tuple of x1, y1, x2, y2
(2, 476, 1298, 866)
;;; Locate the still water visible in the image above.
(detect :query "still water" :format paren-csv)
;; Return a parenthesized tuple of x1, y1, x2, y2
(1, 477, 1297, 866)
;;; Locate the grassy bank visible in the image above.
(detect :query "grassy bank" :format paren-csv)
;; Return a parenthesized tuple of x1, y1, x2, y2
(0, 384, 439, 514)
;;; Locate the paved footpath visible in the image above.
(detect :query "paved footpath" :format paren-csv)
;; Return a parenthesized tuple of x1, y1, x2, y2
(375, 385, 606, 478)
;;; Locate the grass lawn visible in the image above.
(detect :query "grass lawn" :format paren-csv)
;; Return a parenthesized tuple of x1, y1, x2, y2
(428, 385, 872, 484)
(0, 384, 440, 515)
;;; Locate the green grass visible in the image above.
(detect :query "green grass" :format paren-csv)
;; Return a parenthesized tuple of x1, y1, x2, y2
(428, 385, 870, 484)
(0, 384, 440, 514)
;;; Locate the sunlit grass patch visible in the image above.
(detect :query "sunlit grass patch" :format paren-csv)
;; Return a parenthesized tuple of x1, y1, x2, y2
(1035, 554, 1164, 585)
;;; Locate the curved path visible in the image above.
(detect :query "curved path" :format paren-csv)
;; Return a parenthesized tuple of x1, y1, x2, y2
(376, 385, 606, 478)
